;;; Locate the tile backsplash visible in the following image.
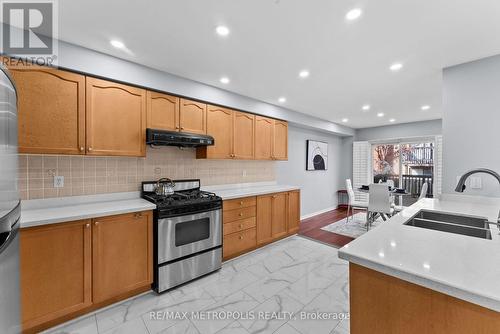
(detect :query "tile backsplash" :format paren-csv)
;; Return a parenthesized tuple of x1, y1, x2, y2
(18, 146, 276, 200)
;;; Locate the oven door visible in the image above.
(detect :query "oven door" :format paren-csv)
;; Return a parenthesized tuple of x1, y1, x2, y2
(157, 208, 221, 264)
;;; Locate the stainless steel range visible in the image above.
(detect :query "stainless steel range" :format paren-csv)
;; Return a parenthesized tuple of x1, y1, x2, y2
(141, 179, 222, 293)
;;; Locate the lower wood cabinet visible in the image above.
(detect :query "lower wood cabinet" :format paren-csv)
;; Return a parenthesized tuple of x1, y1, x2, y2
(223, 191, 300, 260)
(20, 211, 153, 333)
(20, 219, 92, 332)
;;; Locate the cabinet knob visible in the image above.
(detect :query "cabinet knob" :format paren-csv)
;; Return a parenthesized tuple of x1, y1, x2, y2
(272, 195, 277, 198)
(239, 201, 243, 205)
(181, 127, 185, 130)
(95, 221, 99, 226)
(239, 213, 243, 217)
(239, 236, 243, 240)
(88, 147, 93, 151)
(134, 213, 142, 219)
(175, 126, 179, 129)
(239, 224, 243, 228)
(80, 146, 84, 152)
(85, 223, 90, 228)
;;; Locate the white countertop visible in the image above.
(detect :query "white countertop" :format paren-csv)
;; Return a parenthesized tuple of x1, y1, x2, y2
(21, 192, 156, 228)
(202, 181, 300, 200)
(338, 194, 500, 311)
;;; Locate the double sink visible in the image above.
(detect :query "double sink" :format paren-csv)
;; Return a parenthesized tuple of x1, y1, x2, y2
(405, 210, 493, 240)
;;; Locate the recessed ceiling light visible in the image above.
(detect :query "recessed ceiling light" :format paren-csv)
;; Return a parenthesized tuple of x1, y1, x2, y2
(390, 63, 403, 71)
(389, 118, 396, 123)
(421, 105, 431, 110)
(278, 97, 286, 103)
(219, 77, 230, 84)
(342, 118, 349, 123)
(362, 104, 371, 111)
(110, 40, 125, 49)
(345, 8, 362, 21)
(377, 112, 385, 117)
(215, 25, 230, 36)
(298, 70, 310, 78)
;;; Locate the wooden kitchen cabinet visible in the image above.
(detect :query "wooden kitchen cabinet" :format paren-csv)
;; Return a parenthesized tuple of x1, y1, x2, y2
(271, 192, 288, 239)
(10, 67, 86, 155)
(287, 190, 301, 234)
(146, 91, 180, 131)
(86, 77, 146, 157)
(272, 120, 288, 160)
(256, 194, 273, 244)
(92, 211, 153, 304)
(233, 111, 255, 159)
(20, 220, 92, 332)
(254, 116, 273, 160)
(179, 98, 207, 134)
(204, 105, 233, 158)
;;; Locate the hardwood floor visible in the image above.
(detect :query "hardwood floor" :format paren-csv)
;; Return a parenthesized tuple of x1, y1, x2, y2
(299, 207, 363, 248)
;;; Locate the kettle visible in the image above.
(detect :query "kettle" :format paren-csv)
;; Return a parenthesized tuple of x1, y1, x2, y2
(155, 178, 175, 196)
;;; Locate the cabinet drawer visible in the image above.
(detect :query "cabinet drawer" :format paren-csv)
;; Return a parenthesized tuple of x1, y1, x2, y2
(223, 228, 256, 258)
(223, 206, 256, 223)
(223, 196, 257, 211)
(223, 217, 256, 236)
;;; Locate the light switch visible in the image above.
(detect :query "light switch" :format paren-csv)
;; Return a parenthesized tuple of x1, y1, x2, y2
(54, 176, 64, 188)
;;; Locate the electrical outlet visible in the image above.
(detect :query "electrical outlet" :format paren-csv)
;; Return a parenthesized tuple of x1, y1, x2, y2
(242, 170, 247, 177)
(154, 167, 162, 175)
(54, 176, 64, 188)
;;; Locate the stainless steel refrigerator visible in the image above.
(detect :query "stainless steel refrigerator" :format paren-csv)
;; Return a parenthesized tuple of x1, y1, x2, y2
(0, 64, 21, 333)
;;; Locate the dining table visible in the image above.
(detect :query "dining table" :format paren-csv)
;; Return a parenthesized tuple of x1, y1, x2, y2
(357, 187, 411, 228)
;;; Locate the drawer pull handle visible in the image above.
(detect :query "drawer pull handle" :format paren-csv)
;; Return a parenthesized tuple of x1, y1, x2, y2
(239, 236, 243, 240)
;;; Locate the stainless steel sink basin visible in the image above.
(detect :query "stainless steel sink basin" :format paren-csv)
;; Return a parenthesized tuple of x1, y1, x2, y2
(413, 210, 490, 229)
(405, 210, 492, 240)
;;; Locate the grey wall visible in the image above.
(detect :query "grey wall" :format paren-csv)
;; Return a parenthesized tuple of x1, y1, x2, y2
(442, 55, 500, 197)
(355, 119, 442, 141)
(276, 125, 344, 217)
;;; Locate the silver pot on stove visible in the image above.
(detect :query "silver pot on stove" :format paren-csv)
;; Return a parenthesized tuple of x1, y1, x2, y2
(155, 178, 175, 196)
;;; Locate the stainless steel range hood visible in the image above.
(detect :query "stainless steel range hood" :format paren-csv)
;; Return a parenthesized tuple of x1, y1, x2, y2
(146, 128, 215, 148)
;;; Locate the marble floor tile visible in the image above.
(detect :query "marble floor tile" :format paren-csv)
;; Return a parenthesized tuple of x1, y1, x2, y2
(324, 276, 350, 306)
(216, 321, 251, 334)
(239, 292, 304, 334)
(191, 291, 259, 334)
(331, 319, 350, 334)
(242, 271, 297, 303)
(244, 251, 296, 277)
(281, 269, 336, 305)
(273, 322, 302, 334)
(101, 317, 148, 334)
(157, 320, 200, 334)
(43, 315, 98, 334)
(203, 270, 259, 301)
(288, 293, 349, 334)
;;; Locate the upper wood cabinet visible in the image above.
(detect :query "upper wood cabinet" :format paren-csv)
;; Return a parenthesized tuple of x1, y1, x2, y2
(204, 105, 233, 159)
(254, 116, 273, 160)
(287, 190, 300, 234)
(233, 111, 255, 159)
(10, 67, 86, 154)
(86, 77, 146, 157)
(146, 91, 179, 131)
(92, 211, 153, 304)
(20, 220, 92, 332)
(273, 120, 288, 160)
(179, 98, 207, 134)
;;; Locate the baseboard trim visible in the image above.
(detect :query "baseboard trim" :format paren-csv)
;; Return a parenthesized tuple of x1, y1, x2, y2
(300, 206, 338, 220)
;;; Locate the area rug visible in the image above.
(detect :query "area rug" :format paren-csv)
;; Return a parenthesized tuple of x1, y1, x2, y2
(320, 212, 384, 238)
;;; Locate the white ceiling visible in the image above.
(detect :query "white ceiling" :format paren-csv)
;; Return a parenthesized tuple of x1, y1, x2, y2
(57, 0, 500, 128)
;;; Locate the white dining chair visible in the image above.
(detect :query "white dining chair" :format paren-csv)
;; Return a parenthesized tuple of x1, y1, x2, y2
(386, 179, 395, 188)
(367, 183, 394, 230)
(346, 179, 368, 222)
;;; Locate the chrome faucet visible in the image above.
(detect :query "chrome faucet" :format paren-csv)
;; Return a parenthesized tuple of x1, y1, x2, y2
(455, 168, 500, 230)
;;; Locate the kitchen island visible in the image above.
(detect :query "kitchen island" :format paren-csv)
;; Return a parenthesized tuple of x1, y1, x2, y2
(338, 195, 500, 334)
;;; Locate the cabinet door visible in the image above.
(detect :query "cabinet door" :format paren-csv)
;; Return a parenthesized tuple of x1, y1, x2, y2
(205, 105, 233, 158)
(287, 190, 301, 234)
(92, 211, 153, 304)
(86, 77, 146, 157)
(179, 98, 207, 134)
(256, 195, 273, 245)
(20, 220, 92, 330)
(146, 91, 179, 131)
(233, 112, 255, 159)
(254, 116, 273, 160)
(10, 67, 85, 154)
(273, 120, 288, 160)
(271, 193, 288, 239)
